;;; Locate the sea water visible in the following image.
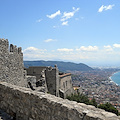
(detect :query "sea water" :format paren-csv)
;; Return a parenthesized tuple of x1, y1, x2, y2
(111, 71, 120, 86)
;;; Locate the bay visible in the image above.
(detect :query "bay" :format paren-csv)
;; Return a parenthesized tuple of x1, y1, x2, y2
(111, 71, 120, 86)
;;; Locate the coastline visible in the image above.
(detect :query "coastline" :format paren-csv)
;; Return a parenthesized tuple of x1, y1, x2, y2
(109, 71, 120, 86)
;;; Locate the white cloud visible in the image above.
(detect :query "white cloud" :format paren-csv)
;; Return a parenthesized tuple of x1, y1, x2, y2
(61, 7, 79, 21)
(36, 19, 42, 23)
(23, 47, 48, 60)
(23, 45, 120, 66)
(98, 5, 114, 12)
(76, 46, 98, 52)
(104, 45, 113, 51)
(46, 7, 80, 27)
(44, 39, 57, 43)
(23, 47, 47, 59)
(47, 10, 61, 19)
(23, 47, 47, 53)
(23, 47, 39, 52)
(113, 44, 120, 48)
(105, 5, 115, 10)
(57, 48, 73, 52)
(62, 21, 68, 26)
(61, 12, 74, 21)
(98, 5, 104, 13)
(72, 7, 79, 12)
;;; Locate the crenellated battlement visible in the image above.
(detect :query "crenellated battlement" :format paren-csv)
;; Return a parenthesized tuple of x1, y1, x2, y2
(10, 44, 22, 54)
(0, 38, 22, 54)
(0, 38, 9, 52)
(0, 38, 8, 44)
(0, 38, 27, 87)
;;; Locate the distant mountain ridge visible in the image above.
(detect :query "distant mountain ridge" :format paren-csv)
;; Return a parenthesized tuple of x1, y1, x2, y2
(24, 60, 93, 72)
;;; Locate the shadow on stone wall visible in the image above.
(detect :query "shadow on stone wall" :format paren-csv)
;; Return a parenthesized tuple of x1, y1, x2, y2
(0, 82, 120, 120)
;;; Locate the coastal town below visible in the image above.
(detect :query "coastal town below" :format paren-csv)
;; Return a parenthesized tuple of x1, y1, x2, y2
(71, 68, 120, 111)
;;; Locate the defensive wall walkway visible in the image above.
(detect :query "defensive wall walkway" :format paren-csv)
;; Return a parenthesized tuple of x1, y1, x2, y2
(0, 82, 120, 120)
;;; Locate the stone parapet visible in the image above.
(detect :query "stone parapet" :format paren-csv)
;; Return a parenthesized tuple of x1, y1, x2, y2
(0, 82, 120, 120)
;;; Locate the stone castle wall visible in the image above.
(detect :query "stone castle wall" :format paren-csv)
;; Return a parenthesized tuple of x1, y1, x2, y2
(0, 82, 120, 120)
(45, 66, 59, 96)
(0, 39, 27, 87)
(26, 66, 73, 97)
(1, 38, 120, 120)
(60, 73, 73, 98)
(26, 66, 47, 82)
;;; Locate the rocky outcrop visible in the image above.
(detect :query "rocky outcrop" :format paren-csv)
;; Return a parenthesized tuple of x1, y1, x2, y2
(0, 82, 120, 120)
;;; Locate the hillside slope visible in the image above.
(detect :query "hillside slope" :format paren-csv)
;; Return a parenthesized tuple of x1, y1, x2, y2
(24, 60, 93, 72)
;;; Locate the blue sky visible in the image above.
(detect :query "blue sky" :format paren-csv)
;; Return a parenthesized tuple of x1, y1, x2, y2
(0, 0, 120, 67)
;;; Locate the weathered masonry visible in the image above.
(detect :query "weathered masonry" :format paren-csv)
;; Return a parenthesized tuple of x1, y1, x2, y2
(0, 38, 73, 98)
(59, 73, 73, 98)
(0, 39, 27, 87)
(1, 38, 120, 120)
(26, 66, 73, 98)
(0, 82, 120, 120)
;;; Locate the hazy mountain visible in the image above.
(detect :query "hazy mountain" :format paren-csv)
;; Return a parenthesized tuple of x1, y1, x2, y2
(24, 60, 93, 72)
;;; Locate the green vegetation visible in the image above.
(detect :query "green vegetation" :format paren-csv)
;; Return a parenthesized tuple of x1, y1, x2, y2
(67, 93, 97, 107)
(67, 93, 119, 115)
(90, 98, 98, 108)
(98, 102, 119, 116)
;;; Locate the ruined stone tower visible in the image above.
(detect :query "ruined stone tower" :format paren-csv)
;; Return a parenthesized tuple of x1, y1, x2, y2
(0, 38, 27, 87)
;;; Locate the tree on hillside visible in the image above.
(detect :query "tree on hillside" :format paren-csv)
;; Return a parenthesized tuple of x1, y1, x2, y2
(67, 93, 97, 107)
(98, 102, 119, 116)
(89, 98, 97, 107)
(67, 93, 119, 116)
